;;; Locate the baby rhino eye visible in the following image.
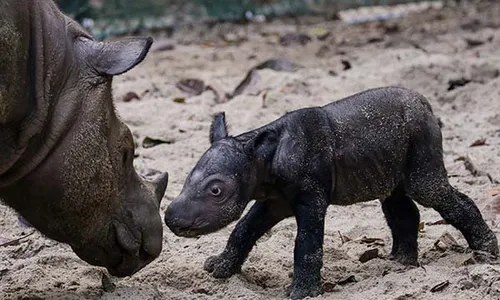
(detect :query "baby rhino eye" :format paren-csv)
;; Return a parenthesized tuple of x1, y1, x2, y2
(210, 186, 221, 197)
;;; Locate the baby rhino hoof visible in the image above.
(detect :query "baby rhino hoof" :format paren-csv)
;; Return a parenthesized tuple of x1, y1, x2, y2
(471, 233, 499, 263)
(286, 284, 321, 300)
(388, 253, 419, 267)
(473, 250, 497, 263)
(203, 254, 240, 279)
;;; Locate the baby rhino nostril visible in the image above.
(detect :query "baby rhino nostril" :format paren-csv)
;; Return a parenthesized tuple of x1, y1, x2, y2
(164, 210, 197, 237)
(164, 204, 183, 232)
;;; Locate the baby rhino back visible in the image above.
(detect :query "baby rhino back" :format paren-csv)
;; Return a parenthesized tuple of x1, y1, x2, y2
(322, 87, 439, 205)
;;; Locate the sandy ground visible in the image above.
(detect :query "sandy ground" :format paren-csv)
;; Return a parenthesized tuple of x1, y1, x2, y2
(2, 2, 500, 299)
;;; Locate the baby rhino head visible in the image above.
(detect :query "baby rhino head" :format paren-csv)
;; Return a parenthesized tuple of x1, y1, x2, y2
(164, 112, 276, 237)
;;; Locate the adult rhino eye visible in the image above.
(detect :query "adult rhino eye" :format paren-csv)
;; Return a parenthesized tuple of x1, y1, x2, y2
(210, 186, 222, 197)
(122, 149, 133, 166)
(122, 151, 128, 165)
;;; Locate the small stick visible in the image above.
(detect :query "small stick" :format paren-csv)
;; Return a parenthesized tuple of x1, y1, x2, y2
(457, 155, 499, 184)
(0, 231, 35, 247)
(338, 230, 346, 244)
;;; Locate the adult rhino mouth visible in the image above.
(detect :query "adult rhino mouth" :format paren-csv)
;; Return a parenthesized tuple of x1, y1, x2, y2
(71, 218, 161, 277)
(107, 245, 153, 277)
(109, 220, 160, 277)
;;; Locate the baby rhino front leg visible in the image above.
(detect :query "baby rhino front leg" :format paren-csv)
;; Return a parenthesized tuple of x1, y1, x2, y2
(204, 200, 292, 278)
(287, 191, 329, 300)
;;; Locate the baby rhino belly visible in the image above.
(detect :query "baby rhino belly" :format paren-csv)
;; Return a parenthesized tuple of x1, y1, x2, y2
(331, 151, 405, 205)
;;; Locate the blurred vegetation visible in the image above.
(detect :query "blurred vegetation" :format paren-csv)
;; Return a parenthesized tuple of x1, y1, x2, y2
(58, 0, 94, 22)
(56, 0, 435, 38)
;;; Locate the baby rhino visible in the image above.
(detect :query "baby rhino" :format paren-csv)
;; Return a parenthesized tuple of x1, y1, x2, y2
(165, 87, 499, 299)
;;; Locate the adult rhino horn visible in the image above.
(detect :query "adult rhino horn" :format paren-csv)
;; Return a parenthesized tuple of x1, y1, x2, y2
(152, 172, 169, 207)
(77, 36, 153, 76)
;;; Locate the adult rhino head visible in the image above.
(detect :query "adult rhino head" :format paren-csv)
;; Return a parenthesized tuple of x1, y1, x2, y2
(0, 0, 168, 276)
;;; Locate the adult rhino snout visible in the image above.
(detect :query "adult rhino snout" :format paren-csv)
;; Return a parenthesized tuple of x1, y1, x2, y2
(72, 170, 169, 277)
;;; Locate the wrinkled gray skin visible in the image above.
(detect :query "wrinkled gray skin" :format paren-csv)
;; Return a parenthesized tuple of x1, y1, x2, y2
(165, 87, 499, 299)
(0, 0, 168, 277)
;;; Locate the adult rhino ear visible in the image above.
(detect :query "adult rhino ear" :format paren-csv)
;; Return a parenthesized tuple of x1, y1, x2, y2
(210, 112, 229, 143)
(77, 37, 153, 76)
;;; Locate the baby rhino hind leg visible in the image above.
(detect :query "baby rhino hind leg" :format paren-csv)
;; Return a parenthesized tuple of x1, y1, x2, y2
(408, 179, 499, 260)
(381, 183, 420, 266)
(405, 108, 498, 260)
(405, 150, 499, 259)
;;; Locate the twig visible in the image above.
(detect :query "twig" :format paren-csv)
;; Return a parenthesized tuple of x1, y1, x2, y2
(405, 39, 429, 53)
(0, 231, 35, 247)
(338, 230, 346, 244)
(456, 155, 499, 184)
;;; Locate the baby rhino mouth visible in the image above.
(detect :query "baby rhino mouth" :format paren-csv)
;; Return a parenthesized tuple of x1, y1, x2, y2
(165, 207, 237, 238)
(166, 217, 215, 238)
(164, 194, 245, 238)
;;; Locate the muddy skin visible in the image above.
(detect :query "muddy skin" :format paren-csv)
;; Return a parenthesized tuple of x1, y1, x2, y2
(165, 86, 499, 299)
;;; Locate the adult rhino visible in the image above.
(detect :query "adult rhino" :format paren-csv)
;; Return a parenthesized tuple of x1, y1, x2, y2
(0, 0, 168, 276)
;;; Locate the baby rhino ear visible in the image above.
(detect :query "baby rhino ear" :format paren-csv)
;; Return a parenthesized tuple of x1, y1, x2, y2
(210, 112, 229, 143)
(244, 130, 278, 161)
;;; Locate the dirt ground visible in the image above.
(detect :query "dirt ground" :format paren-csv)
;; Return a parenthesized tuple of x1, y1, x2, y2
(2, 1, 500, 299)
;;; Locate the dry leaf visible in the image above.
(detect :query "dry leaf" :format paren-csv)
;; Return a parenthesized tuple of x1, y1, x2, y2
(434, 232, 465, 252)
(173, 97, 186, 104)
(341, 60, 352, 70)
(470, 138, 487, 147)
(230, 69, 261, 98)
(309, 27, 330, 40)
(337, 275, 357, 285)
(488, 189, 500, 197)
(448, 78, 471, 91)
(322, 282, 336, 292)
(255, 58, 301, 72)
(142, 137, 175, 149)
(359, 248, 379, 263)
(176, 79, 205, 96)
(226, 58, 301, 101)
(425, 219, 447, 226)
(359, 236, 385, 246)
(122, 92, 140, 102)
(279, 33, 312, 46)
(430, 280, 449, 292)
(464, 38, 485, 48)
